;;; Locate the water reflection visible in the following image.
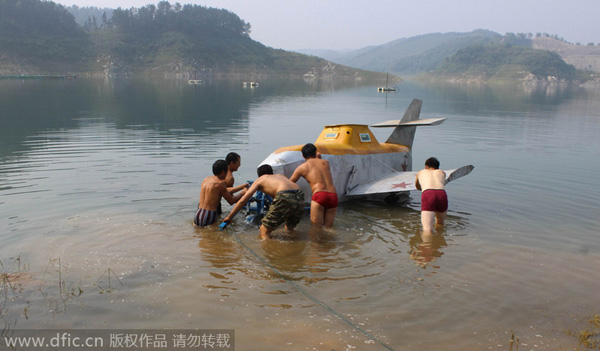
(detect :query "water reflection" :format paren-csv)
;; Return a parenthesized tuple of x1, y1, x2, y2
(340, 200, 467, 271)
(98, 78, 250, 131)
(259, 227, 339, 278)
(2, 77, 599, 348)
(390, 81, 599, 117)
(409, 231, 448, 268)
(0, 77, 380, 162)
(260, 237, 310, 274)
(195, 228, 243, 269)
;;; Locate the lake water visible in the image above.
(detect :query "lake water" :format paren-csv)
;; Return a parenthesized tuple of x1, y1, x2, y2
(1, 77, 599, 350)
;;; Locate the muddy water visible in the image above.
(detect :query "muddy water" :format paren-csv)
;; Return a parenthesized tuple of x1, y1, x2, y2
(1, 78, 599, 350)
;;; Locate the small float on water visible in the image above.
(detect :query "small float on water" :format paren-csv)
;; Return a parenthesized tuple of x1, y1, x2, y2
(377, 73, 396, 92)
(188, 79, 202, 85)
(242, 81, 259, 88)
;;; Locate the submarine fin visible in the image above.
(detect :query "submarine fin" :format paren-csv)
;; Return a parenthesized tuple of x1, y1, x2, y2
(372, 99, 445, 148)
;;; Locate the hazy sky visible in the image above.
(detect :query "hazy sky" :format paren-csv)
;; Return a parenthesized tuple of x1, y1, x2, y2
(54, 0, 600, 50)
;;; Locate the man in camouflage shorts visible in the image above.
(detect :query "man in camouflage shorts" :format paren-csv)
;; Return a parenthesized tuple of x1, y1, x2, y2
(262, 188, 305, 231)
(223, 164, 305, 239)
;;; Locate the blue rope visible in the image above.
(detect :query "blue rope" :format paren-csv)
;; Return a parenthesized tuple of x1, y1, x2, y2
(227, 226, 395, 351)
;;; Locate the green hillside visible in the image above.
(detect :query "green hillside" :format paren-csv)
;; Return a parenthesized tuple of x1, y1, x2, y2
(309, 30, 501, 76)
(304, 31, 600, 84)
(0, 0, 92, 70)
(0, 0, 386, 81)
(424, 39, 580, 84)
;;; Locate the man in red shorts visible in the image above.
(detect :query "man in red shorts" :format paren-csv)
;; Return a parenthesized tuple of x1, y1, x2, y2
(290, 143, 338, 228)
(415, 157, 448, 233)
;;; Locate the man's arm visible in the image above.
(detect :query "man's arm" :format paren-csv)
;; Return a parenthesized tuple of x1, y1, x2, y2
(415, 171, 422, 191)
(228, 183, 249, 194)
(290, 164, 305, 183)
(223, 181, 260, 222)
(220, 182, 246, 205)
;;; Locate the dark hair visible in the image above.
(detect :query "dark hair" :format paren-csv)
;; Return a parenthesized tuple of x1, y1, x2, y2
(212, 159, 228, 175)
(225, 152, 240, 165)
(257, 164, 273, 177)
(425, 157, 440, 169)
(301, 143, 317, 158)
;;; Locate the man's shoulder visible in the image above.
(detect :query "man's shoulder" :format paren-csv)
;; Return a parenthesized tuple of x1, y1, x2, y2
(307, 158, 329, 168)
(297, 161, 310, 170)
(289, 163, 306, 178)
(207, 177, 226, 188)
(316, 158, 330, 168)
(254, 174, 272, 184)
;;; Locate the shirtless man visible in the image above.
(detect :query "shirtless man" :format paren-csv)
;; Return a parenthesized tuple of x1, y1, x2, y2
(225, 152, 248, 194)
(194, 160, 246, 227)
(290, 143, 337, 228)
(222, 164, 305, 240)
(415, 157, 447, 233)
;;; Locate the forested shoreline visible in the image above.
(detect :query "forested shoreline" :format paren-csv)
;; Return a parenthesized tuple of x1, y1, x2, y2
(0, 0, 382, 80)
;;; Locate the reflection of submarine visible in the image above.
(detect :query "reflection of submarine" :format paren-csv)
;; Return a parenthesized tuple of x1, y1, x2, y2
(260, 99, 474, 204)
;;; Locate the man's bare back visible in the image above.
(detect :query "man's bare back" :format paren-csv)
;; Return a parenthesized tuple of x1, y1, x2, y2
(415, 168, 446, 191)
(222, 166, 304, 239)
(198, 176, 228, 211)
(415, 157, 448, 233)
(291, 158, 336, 194)
(254, 174, 300, 197)
(198, 160, 246, 212)
(195, 159, 246, 227)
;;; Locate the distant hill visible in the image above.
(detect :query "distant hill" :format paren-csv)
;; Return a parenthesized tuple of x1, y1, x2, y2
(532, 37, 600, 72)
(294, 48, 355, 64)
(298, 30, 501, 77)
(423, 41, 579, 84)
(0, 0, 388, 82)
(301, 30, 599, 85)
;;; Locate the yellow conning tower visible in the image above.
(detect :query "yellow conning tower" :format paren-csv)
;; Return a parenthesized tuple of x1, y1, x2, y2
(314, 124, 408, 155)
(273, 124, 409, 155)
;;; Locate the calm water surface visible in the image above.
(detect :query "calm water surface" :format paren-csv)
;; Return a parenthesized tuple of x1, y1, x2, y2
(1, 78, 599, 350)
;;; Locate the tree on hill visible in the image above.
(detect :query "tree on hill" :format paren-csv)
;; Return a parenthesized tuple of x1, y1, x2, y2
(436, 42, 577, 80)
(314, 30, 502, 76)
(66, 5, 113, 29)
(389, 31, 501, 75)
(0, 0, 91, 66)
(99, 1, 270, 69)
(0, 0, 386, 79)
(111, 2, 251, 38)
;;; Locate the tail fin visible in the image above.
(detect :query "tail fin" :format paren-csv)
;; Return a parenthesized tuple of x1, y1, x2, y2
(382, 99, 422, 148)
(399, 99, 423, 123)
(372, 99, 445, 148)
